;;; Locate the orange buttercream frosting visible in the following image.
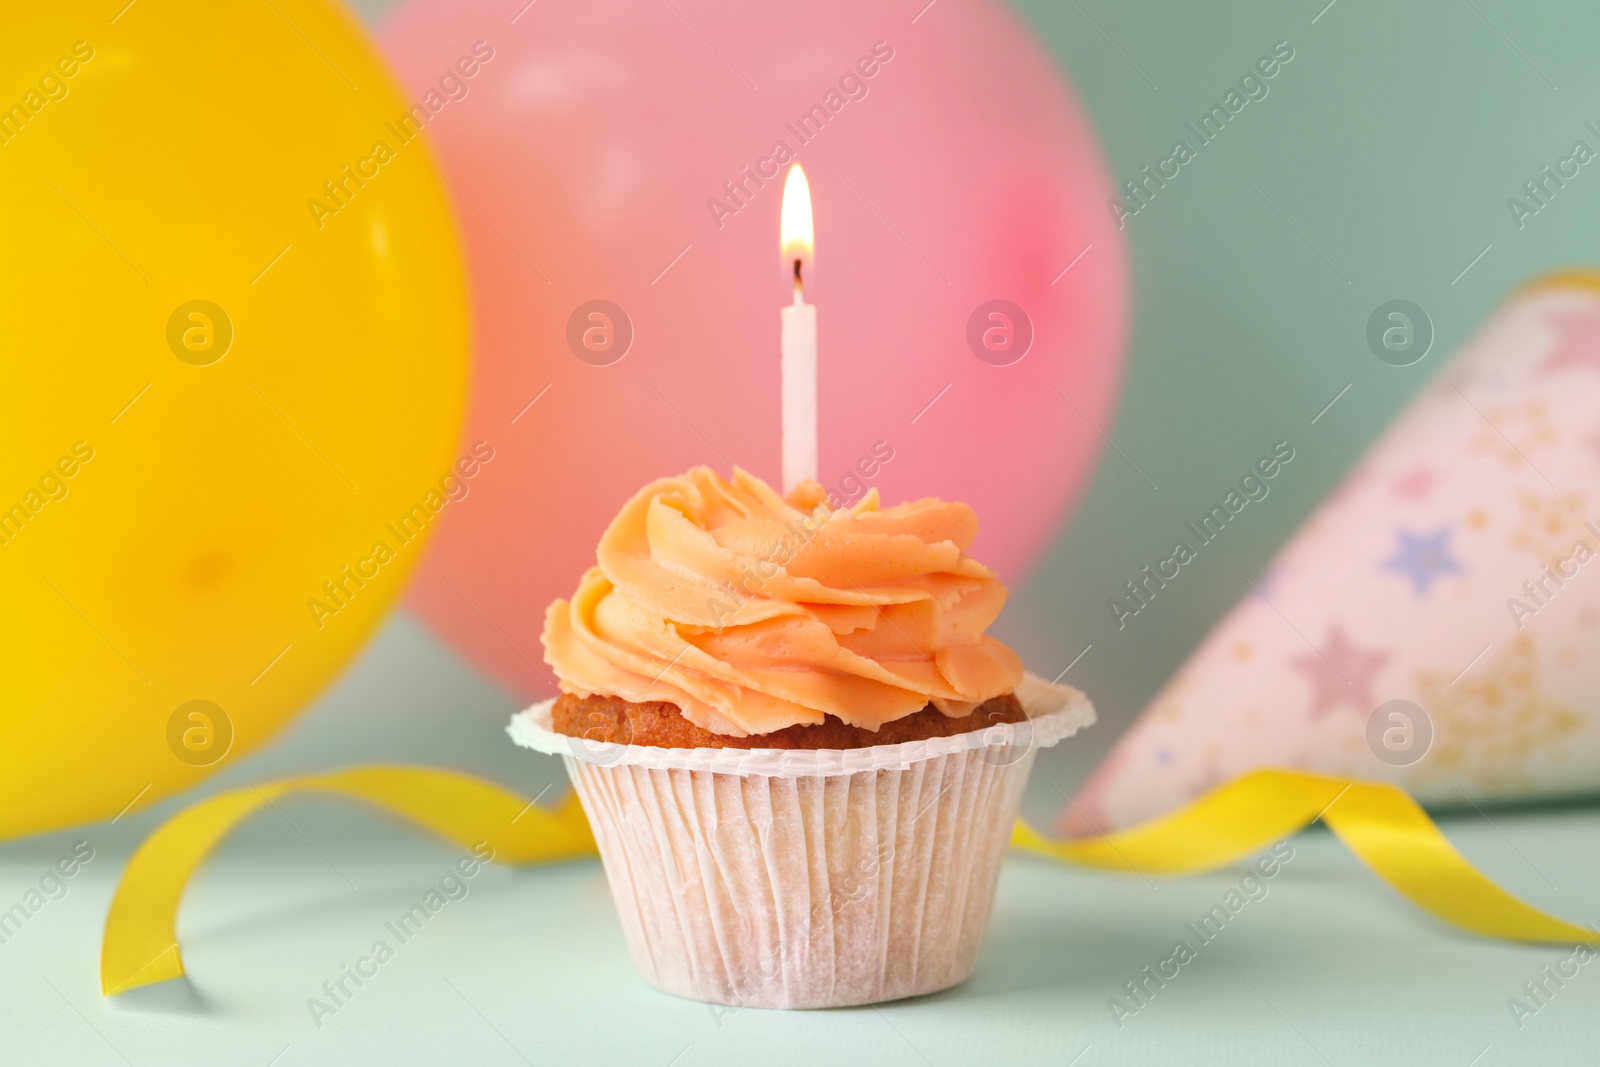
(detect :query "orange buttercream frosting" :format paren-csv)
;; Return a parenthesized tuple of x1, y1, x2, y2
(540, 467, 1025, 737)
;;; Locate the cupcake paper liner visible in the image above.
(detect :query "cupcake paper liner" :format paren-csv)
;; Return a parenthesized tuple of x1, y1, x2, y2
(508, 673, 1092, 1008)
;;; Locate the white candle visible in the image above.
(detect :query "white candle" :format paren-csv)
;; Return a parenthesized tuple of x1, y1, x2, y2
(780, 163, 816, 495)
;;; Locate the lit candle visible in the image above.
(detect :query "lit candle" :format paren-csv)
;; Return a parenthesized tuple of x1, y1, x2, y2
(780, 163, 816, 495)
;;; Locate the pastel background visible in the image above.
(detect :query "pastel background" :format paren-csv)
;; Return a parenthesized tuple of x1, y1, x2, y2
(9, 1, 1600, 1065)
(319, 0, 1600, 809)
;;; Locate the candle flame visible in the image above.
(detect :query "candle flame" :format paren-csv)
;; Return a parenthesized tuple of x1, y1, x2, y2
(780, 163, 813, 282)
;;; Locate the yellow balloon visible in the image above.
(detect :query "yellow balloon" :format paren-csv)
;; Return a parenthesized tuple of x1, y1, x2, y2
(0, 2, 467, 837)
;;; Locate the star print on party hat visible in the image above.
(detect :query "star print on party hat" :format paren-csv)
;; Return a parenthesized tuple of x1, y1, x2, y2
(1382, 526, 1466, 597)
(1392, 466, 1437, 500)
(1540, 305, 1600, 376)
(1066, 274, 1600, 834)
(1414, 635, 1581, 789)
(1289, 626, 1389, 720)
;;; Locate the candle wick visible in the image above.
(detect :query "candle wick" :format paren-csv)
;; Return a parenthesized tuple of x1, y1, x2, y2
(792, 258, 804, 304)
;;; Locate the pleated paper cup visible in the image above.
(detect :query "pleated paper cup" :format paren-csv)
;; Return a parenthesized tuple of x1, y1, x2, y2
(508, 673, 1093, 1008)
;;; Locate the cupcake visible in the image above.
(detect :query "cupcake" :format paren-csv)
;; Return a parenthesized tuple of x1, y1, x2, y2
(510, 467, 1093, 1008)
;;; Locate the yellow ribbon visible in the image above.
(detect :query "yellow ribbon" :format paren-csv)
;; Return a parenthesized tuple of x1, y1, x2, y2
(101, 765, 1595, 996)
(100, 766, 595, 995)
(1012, 769, 1597, 944)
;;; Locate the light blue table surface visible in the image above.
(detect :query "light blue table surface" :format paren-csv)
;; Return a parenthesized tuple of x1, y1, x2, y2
(10, 0, 1600, 1061)
(3, 615, 1597, 1066)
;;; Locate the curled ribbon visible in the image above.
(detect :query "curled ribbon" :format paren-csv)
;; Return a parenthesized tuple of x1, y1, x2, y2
(101, 765, 1595, 996)
(99, 767, 595, 996)
(1012, 769, 1597, 944)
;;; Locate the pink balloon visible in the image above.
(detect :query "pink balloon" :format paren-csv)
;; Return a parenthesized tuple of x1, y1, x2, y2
(383, 0, 1127, 700)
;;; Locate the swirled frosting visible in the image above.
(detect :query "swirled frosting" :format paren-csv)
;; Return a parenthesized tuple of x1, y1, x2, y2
(541, 467, 1024, 736)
